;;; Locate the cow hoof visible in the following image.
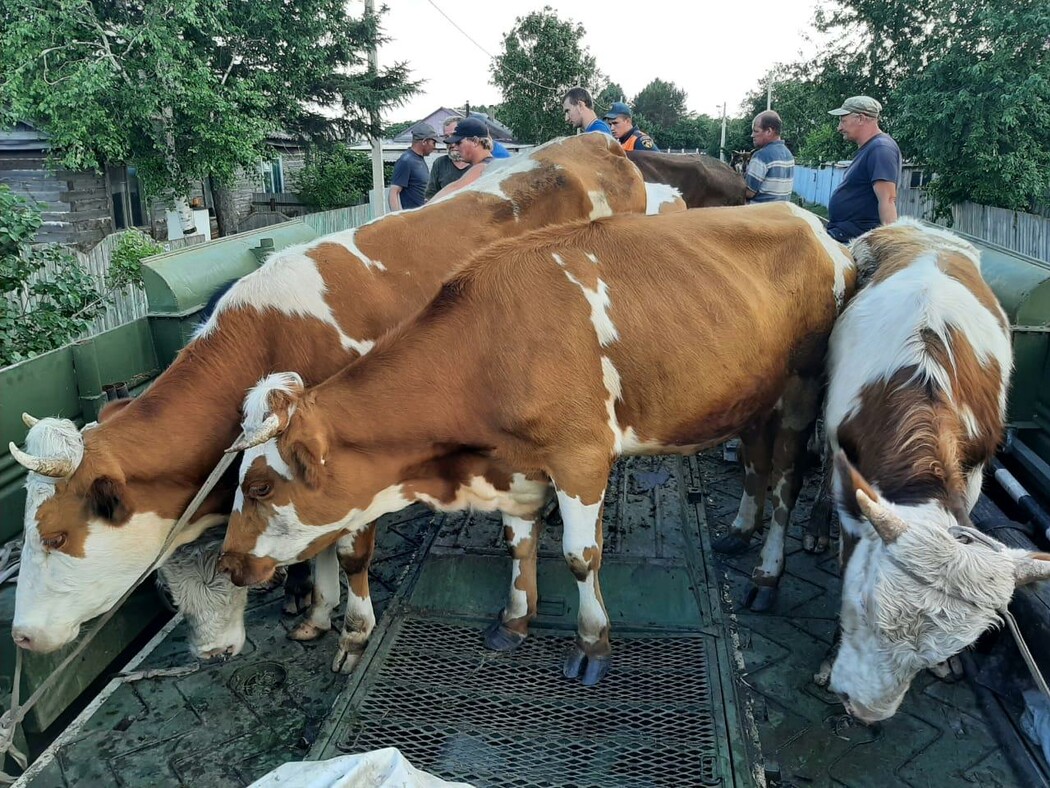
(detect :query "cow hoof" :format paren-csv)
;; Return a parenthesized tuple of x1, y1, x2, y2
(563, 647, 610, 685)
(332, 646, 364, 674)
(581, 655, 611, 686)
(484, 619, 527, 652)
(803, 533, 830, 554)
(742, 584, 778, 612)
(813, 659, 833, 688)
(200, 647, 234, 663)
(288, 621, 330, 641)
(712, 533, 752, 555)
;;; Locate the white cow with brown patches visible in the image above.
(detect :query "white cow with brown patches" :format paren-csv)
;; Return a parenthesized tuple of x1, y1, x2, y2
(8, 134, 648, 665)
(823, 219, 1050, 722)
(218, 203, 855, 685)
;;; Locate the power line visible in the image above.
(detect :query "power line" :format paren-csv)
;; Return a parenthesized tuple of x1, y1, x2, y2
(424, 0, 560, 93)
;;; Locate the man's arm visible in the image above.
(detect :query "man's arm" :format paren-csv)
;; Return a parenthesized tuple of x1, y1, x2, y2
(388, 184, 403, 211)
(873, 180, 897, 225)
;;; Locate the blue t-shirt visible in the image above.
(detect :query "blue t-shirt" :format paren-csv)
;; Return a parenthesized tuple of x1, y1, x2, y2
(827, 133, 901, 242)
(492, 141, 511, 159)
(390, 149, 430, 209)
(585, 118, 613, 135)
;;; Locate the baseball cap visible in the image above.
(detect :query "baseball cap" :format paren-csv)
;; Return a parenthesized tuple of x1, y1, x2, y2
(411, 123, 439, 142)
(444, 117, 489, 143)
(603, 101, 633, 120)
(828, 96, 882, 118)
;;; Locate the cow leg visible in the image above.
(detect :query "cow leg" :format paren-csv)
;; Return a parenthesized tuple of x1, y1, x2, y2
(332, 523, 378, 674)
(554, 475, 612, 687)
(804, 445, 834, 554)
(744, 377, 821, 612)
(288, 546, 338, 641)
(485, 513, 543, 652)
(282, 560, 314, 616)
(713, 418, 775, 554)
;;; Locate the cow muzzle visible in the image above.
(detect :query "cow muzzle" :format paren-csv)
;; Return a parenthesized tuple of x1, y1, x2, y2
(217, 551, 278, 587)
(12, 622, 82, 654)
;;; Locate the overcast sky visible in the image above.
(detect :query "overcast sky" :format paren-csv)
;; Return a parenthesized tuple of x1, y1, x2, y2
(370, 0, 827, 123)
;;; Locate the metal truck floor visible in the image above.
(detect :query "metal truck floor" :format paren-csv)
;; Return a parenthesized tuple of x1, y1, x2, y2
(18, 453, 1025, 787)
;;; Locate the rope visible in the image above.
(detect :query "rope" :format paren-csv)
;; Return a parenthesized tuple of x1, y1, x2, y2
(0, 436, 243, 783)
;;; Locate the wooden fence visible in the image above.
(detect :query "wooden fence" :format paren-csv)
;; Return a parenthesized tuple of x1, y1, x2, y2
(897, 189, 1050, 263)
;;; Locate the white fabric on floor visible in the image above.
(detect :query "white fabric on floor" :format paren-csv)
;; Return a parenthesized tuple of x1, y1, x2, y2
(247, 747, 475, 788)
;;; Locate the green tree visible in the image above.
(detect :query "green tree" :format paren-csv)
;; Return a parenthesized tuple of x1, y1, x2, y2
(0, 187, 143, 366)
(490, 7, 600, 143)
(632, 79, 688, 139)
(0, 1, 418, 235)
(595, 83, 626, 116)
(892, 0, 1050, 214)
(294, 147, 375, 210)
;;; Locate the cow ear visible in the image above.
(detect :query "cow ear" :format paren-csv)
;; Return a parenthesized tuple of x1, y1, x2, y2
(1014, 552, 1050, 587)
(88, 476, 131, 524)
(287, 433, 326, 489)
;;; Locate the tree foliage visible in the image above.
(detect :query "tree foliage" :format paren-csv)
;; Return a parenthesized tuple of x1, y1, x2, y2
(0, 1, 418, 206)
(0, 187, 143, 366)
(293, 147, 392, 210)
(632, 79, 688, 139)
(490, 7, 600, 143)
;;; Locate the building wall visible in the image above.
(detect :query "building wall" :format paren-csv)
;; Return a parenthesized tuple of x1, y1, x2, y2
(0, 151, 113, 249)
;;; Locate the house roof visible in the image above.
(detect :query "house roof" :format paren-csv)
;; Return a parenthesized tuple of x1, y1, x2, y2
(392, 107, 516, 143)
(0, 122, 49, 152)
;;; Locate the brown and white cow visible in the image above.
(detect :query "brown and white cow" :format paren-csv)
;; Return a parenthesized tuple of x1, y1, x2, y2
(7, 133, 648, 661)
(627, 150, 746, 208)
(823, 219, 1050, 722)
(218, 203, 855, 685)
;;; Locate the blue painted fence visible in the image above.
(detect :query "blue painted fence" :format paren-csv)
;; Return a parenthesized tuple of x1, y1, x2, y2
(793, 164, 848, 207)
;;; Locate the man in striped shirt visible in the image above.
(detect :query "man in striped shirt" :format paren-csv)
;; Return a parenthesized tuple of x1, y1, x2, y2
(745, 111, 794, 203)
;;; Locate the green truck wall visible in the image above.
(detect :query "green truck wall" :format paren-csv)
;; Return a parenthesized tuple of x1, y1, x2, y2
(1, 214, 362, 736)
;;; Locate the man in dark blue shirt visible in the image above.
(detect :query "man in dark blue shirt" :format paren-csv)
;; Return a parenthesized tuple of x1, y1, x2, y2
(389, 124, 438, 211)
(826, 96, 901, 243)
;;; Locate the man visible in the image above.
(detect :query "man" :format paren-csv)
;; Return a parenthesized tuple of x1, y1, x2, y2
(389, 123, 438, 211)
(825, 96, 901, 243)
(562, 87, 612, 135)
(425, 117, 471, 200)
(432, 117, 496, 199)
(744, 110, 794, 203)
(604, 102, 658, 152)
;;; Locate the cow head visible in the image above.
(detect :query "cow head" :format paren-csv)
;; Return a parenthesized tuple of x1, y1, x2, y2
(157, 532, 247, 660)
(218, 373, 409, 587)
(830, 453, 1050, 722)
(9, 414, 179, 653)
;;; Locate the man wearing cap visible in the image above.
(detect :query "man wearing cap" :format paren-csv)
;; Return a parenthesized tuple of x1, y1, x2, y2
(562, 87, 612, 136)
(604, 102, 659, 152)
(432, 117, 495, 199)
(825, 96, 901, 243)
(389, 123, 438, 211)
(745, 110, 794, 203)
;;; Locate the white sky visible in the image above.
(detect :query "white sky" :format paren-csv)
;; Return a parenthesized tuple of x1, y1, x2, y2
(369, 0, 826, 124)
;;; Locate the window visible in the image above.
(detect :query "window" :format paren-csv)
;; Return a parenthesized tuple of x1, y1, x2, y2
(259, 157, 284, 194)
(107, 165, 147, 229)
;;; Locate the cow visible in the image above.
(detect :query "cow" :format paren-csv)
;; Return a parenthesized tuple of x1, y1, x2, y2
(627, 150, 746, 208)
(7, 133, 649, 666)
(217, 202, 855, 686)
(822, 219, 1050, 722)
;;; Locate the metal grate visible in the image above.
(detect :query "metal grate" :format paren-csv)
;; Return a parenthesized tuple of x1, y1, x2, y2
(336, 618, 723, 787)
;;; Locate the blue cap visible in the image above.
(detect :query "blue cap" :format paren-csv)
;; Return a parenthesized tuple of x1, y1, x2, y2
(445, 117, 489, 143)
(603, 101, 632, 120)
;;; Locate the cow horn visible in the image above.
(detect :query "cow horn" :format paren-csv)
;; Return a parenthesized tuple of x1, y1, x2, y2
(22, 413, 40, 428)
(855, 487, 908, 544)
(225, 414, 283, 454)
(1014, 553, 1050, 587)
(8, 442, 75, 478)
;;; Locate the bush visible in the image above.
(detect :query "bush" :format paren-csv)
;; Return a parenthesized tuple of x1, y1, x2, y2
(294, 147, 384, 211)
(109, 229, 163, 289)
(0, 187, 152, 367)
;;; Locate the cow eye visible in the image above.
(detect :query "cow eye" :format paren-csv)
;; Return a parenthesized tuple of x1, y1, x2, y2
(41, 532, 67, 550)
(247, 481, 273, 500)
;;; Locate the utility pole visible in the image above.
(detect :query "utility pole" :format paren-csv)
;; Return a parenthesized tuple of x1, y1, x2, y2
(719, 102, 728, 162)
(365, 0, 385, 217)
(767, 82, 772, 111)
